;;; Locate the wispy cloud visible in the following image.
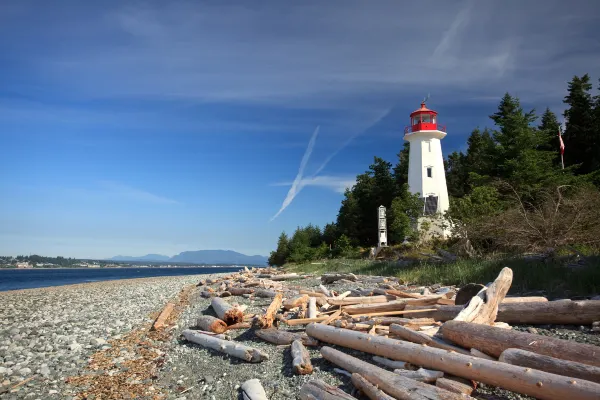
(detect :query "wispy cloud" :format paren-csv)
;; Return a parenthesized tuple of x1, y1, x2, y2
(270, 126, 319, 221)
(98, 181, 180, 205)
(271, 175, 356, 194)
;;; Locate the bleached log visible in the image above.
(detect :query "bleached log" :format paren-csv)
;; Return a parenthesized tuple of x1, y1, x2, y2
(319, 284, 332, 297)
(321, 309, 342, 325)
(343, 297, 442, 315)
(286, 316, 329, 325)
(308, 297, 318, 319)
(394, 368, 444, 383)
(441, 320, 600, 367)
(256, 293, 283, 329)
(228, 287, 255, 296)
(321, 273, 358, 284)
(371, 356, 409, 370)
(499, 348, 600, 384)
(328, 296, 396, 306)
(211, 297, 243, 325)
(470, 348, 496, 360)
(336, 291, 351, 300)
(255, 328, 318, 346)
(241, 379, 268, 400)
(299, 290, 327, 298)
(321, 346, 472, 400)
(152, 302, 175, 330)
(502, 296, 548, 303)
(299, 380, 357, 400)
(403, 300, 600, 325)
(291, 339, 313, 375)
(283, 294, 309, 310)
(362, 317, 436, 327)
(307, 323, 600, 400)
(385, 289, 423, 299)
(226, 322, 251, 330)
(389, 324, 470, 355)
(436, 378, 474, 395)
(195, 315, 227, 334)
(182, 329, 268, 363)
(298, 301, 308, 319)
(454, 267, 512, 325)
(350, 373, 395, 400)
(270, 273, 301, 281)
(254, 289, 277, 298)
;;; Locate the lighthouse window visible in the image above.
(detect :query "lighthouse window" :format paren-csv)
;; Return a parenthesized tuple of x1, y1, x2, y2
(421, 114, 431, 123)
(427, 167, 432, 178)
(412, 116, 420, 125)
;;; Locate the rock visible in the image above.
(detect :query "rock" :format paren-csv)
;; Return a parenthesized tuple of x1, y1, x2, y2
(49, 390, 58, 395)
(68, 343, 82, 352)
(90, 338, 106, 347)
(40, 365, 51, 377)
(19, 368, 32, 376)
(0, 367, 7, 375)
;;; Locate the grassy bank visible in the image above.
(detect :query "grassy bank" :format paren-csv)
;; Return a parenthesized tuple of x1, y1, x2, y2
(285, 256, 600, 298)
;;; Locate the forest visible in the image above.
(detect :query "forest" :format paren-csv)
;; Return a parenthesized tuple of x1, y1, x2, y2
(269, 74, 600, 266)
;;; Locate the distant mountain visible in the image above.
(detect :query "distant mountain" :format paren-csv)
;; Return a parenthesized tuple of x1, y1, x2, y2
(108, 250, 267, 265)
(108, 254, 170, 262)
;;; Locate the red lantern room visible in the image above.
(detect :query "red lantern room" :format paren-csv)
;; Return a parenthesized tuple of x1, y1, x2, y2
(404, 102, 446, 134)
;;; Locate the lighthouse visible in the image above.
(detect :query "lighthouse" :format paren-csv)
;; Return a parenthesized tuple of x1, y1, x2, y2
(404, 101, 451, 238)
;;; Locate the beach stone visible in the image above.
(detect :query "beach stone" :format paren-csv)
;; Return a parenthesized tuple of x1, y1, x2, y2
(90, 338, 106, 347)
(68, 343, 82, 352)
(19, 368, 32, 376)
(0, 367, 7, 375)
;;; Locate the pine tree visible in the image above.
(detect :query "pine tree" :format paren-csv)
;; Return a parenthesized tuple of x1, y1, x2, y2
(563, 74, 597, 174)
(445, 151, 468, 198)
(464, 128, 496, 187)
(392, 142, 410, 194)
(268, 232, 291, 266)
(538, 107, 561, 168)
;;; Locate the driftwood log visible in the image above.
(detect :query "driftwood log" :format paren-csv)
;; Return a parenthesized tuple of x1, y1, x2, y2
(454, 267, 512, 325)
(371, 356, 410, 370)
(321, 346, 472, 400)
(283, 295, 309, 310)
(228, 287, 255, 296)
(211, 297, 243, 325)
(436, 378, 474, 395)
(254, 289, 278, 298)
(499, 348, 600, 384)
(152, 302, 175, 330)
(182, 330, 268, 363)
(343, 297, 442, 315)
(308, 297, 318, 319)
(319, 284, 332, 297)
(270, 273, 301, 281)
(321, 273, 358, 284)
(393, 368, 444, 383)
(291, 339, 313, 375)
(361, 317, 436, 326)
(299, 290, 327, 298)
(254, 329, 318, 346)
(350, 373, 395, 400)
(328, 296, 396, 306)
(195, 315, 227, 334)
(241, 378, 268, 400)
(502, 296, 548, 303)
(299, 380, 357, 400)
(389, 324, 470, 355)
(441, 320, 600, 367)
(256, 293, 283, 329)
(307, 323, 600, 400)
(403, 300, 600, 325)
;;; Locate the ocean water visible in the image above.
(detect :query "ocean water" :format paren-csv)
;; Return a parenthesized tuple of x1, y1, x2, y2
(0, 267, 242, 291)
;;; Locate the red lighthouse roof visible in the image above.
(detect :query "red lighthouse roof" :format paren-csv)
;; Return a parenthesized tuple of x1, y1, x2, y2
(410, 102, 437, 117)
(404, 102, 446, 135)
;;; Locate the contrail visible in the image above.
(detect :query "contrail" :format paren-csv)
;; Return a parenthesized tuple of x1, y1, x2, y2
(270, 125, 320, 221)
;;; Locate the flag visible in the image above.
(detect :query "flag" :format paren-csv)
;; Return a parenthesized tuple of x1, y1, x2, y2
(558, 128, 565, 155)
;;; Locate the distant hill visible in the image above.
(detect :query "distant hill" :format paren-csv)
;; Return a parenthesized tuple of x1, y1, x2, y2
(108, 250, 267, 265)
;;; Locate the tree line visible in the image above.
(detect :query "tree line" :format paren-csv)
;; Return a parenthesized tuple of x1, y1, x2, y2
(269, 74, 600, 266)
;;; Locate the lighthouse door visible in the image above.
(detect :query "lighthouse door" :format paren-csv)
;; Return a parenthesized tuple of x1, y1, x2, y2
(423, 195, 438, 215)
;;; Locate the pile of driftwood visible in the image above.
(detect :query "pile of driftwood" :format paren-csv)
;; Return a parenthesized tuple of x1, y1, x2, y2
(181, 266, 600, 400)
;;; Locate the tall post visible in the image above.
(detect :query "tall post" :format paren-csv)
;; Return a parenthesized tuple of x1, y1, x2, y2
(378, 206, 387, 248)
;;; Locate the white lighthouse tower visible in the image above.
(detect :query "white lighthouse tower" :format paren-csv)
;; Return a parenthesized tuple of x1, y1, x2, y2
(404, 101, 451, 238)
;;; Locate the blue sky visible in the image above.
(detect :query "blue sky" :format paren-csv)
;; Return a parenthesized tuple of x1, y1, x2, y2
(1, 0, 599, 258)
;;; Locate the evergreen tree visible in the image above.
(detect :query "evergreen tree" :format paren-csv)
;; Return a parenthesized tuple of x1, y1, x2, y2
(392, 142, 410, 193)
(563, 74, 597, 174)
(538, 108, 561, 167)
(464, 128, 496, 187)
(322, 223, 339, 246)
(445, 151, 468, 198)
(268, 232, 291, 266)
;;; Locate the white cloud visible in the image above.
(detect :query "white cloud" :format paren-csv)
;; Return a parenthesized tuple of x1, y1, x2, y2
(272, 175, 356, 194)
(97, 181, 180, 205)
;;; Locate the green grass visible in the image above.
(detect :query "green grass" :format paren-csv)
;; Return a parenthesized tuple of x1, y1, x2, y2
(285, 256, 600, 298)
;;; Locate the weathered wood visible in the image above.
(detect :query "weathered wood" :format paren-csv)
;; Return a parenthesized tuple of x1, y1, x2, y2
(351, 309, 438, 318)
(291, 339, 313, 375)
(394, 368, 444, 383)
(321, 309, 342, 325)
(299, 290, 327, 298)
(228, 287, 255, 296)
(256, 293, 283, 329)
(285, 316, 329, 325)
(499, 348, 600, 384)
(362, 317, 436, 327)
(385, 289, 423, 299)
(211, 297, 243, 325)
(404, 300, 600, 325)
(226, 322, 251, 330)
(307, 323, 600, 400)
(321, 346, 472, 400)
(454, 267, 512, 324)
(441, 320, 600, 367)
(470, 348, 496, 360)
(241, 378, 268, 400)
(182, 329, 268, 362)
(299, 380, 357, 400)
(343, 297, 442, 315)
(436, 378, 474, 395)
(195, 315, 227, 334)
(270, 273, 301, 281)
(308, 297, 318, 319)
(502, 296, 548, 303)
(319, 284, 332, 297)
(389, 324, 470, 355)
(328, 296, 396, 306)
(254, 328, 318, 346)
(321, 273, 358, 284)
(298, 301, 308, 319)
(336, 291, 352, 300)
(350, 373, 395, 400)
(152, 302, 175, 330)
(371, 356, 410, 370)
(283, 294, 309, 310)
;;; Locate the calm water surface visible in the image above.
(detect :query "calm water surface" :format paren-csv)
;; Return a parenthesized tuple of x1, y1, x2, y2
(0, 267, 242, 291)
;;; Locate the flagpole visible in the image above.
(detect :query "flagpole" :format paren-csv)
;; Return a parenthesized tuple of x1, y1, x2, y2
(561, 153, 564, 170)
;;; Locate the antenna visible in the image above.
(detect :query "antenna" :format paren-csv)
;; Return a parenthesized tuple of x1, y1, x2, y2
(422, 93, 430, 104)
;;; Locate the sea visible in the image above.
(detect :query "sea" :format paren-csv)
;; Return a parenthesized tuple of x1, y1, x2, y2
(0, 267, 243, 292)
